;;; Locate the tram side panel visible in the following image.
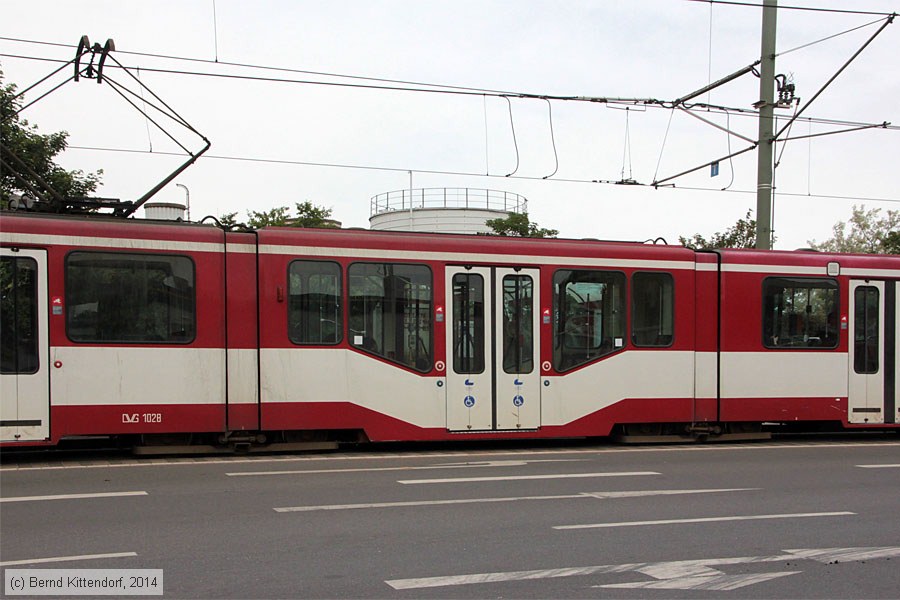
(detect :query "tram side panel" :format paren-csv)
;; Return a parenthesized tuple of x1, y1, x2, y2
(225, 232, 260, 432)
(42, 220, 229, 441)
(716, 252, 849, 425)
(539, 258, 698, 436)
(255, 233, 446, 442)
(693, 252, 720, 424)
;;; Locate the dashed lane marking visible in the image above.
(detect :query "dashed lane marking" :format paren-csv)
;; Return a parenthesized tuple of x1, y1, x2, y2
(0, 552, 138, 567)
(398, 471, 659, 484)
(274, 488, 757, 512)
(856, 463, 900, 468)
(554, 511, 854, 530)
(0, 491, 148, 503)
(226, 458, 585, 477)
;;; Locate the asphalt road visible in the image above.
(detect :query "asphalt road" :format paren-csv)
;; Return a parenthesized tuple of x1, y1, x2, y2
(2, 437, 899, 598)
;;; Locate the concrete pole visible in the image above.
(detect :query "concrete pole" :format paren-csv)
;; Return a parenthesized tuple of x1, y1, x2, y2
(755, 0, 777, 250)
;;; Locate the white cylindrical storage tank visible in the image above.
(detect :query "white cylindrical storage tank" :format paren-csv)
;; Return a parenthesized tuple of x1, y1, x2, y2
(369, 188, 526, 234)
(144, 202, 186, 221)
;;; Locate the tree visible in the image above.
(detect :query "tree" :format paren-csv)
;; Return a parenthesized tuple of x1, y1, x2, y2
(883, 230, 900, 255)
(0, 70, 102, 206)
(290, 201, 337, 228)
(485, 212, 558, 238)
(220, 201, 338, 230)
(679, 210, 759, 249)
(807, 205, 899, 254)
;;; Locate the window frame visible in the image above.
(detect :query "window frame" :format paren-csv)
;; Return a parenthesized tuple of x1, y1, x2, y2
(64, 250, 197, 345)
(501, 273, 535, 375)
(287, 259, 343, 346)
(631, 271, 675, 348)
(853, 285, 879, 374)
(761, 276, 839, 350)
(0, 256, 40, 374)
(552, 268, 627, 372)
(451, 271, 486, 375)
(347, 261, 433, 373)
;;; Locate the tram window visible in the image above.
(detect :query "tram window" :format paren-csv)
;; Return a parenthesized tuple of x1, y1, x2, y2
(348, 263, 432, 372)
(452, 273, 485, 374)
(632, 272, 674, 347)
(0, 257, 39, 374)
(502, 274, 534, 374)
(762, 277, 838, 349)
(288, 261, 342, 345)
(65, 252, 195, 343)
(853, 286, 879, 374)
(553, 270, 625, 371)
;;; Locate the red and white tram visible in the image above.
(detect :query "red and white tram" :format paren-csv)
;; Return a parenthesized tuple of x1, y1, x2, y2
(1, 211, 897, 448)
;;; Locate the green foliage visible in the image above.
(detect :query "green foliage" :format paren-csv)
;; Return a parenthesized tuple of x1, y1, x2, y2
(291, 201, 337, 228)
(807, 205, 899, 254)
(883, 230, 900, 255)
(679, 210, 759, 249)
(485, 212, 558, 238)
(0, 70, 102, 206)
(220, 201, 338, 230)
(247, 206, 292, 228)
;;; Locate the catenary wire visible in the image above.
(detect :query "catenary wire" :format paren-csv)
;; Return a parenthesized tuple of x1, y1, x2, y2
(776, 16, 891, 57)
(3, 51, 896, 133)
(0, 35, 539, 98)
(64, 143, 900, 204)
(683, 0, 896, 17)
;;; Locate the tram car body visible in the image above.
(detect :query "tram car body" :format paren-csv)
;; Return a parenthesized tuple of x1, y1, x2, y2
(1, 211, 898, 447)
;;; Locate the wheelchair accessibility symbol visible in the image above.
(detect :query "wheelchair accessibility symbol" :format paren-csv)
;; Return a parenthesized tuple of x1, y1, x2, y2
(513, 395, 525, 407)
(464, 395, 476, 408)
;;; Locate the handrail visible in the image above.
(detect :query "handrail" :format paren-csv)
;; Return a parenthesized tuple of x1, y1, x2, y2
(370, 188, 527, 217)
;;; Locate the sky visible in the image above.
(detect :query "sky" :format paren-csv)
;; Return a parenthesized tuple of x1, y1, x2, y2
(1, 0, 898, 249)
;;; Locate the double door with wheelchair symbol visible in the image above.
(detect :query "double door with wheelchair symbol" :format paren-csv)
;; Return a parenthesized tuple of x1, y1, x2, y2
(445, 266, 541, 432)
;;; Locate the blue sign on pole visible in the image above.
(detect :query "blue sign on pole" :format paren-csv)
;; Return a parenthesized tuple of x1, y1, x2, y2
(711, 161, 720, 177)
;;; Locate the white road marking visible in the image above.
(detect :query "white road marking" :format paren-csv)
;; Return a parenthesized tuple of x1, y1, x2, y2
(277, 494, 584, 512)
(433, 459, 585, 467)
(0, 552, 138, 567)
(598, 572, 800, 590)
(227, 459, 585, 477)
(385, 546, 900, 590)
(856, 463, 900, 468)
(554, 511, 854, 529)
(398, 471, 659, 484)
(274, 488, 756, 513)
(0, 491, 148, 503)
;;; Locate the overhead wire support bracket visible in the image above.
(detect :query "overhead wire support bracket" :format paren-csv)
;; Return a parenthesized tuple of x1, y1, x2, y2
(652, 143, 757, 188)
(672, 61, 761, 107)
(777, 121, 890, 143)
(772, 13, 895, 141)
(678, 107, 757, 143)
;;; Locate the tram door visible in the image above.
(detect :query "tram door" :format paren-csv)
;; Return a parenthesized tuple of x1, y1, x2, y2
(445, 266, 541, 431)
(0, 248, 50, 442)
(848, 280, 891, 424)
